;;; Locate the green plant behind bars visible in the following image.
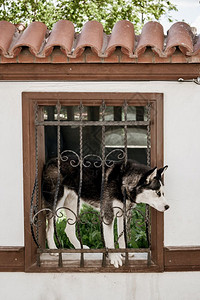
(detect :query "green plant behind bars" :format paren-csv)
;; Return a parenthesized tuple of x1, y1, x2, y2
(54, 204, 148, 249)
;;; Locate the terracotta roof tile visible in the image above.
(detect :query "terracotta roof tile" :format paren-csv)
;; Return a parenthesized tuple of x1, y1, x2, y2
(43, 20, 74, 57)
(0, 19, 200, 63)
(134, 21, 164, 57)
(165, 22, 194, 57)
(10, 21, 47, 57)
(0, 21, 16, 56)
(69, 20, 103, 58)
(104, 20, 135, 57)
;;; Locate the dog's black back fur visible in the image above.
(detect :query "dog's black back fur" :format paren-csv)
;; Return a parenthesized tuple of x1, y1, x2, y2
(42, 158, 150, 210)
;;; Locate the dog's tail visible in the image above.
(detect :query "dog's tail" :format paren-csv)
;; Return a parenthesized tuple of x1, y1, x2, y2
(42, 158, 64, 211)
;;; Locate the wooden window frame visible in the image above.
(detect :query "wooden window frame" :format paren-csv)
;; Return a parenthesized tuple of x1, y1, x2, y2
(22, 92, 164, 272)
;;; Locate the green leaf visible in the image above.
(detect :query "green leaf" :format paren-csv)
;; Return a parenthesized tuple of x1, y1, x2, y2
(0, 0, 178, 33)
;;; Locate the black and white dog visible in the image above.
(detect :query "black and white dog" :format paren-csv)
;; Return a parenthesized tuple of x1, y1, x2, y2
(42, 158, 169, 268)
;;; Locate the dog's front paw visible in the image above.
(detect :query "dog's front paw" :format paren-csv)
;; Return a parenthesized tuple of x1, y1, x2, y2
(50, 252, 59, 256)
(49, 249, 58, 256)
(83, 245, 90, 249)
(109, 253, 123, 268)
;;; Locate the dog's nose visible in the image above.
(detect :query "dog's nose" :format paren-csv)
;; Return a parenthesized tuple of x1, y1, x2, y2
(165, 205, 170, 210)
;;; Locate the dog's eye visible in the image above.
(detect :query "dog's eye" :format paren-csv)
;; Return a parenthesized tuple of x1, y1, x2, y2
(156, 191, 161, 197)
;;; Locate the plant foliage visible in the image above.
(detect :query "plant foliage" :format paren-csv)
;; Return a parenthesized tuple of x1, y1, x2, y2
(0, 0, 177, 33)
(55, 204, 149, 249)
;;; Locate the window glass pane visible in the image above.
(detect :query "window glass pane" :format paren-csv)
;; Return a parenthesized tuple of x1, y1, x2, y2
(45, 126, 57, 160)
(44, 106, 56, 120)
(82, 126, 102, 156)
(127, 106, 136, 121)
(127, 106, 148, 121)
(99, 106, 123, 121)
(105, 125, 147, 164)
(44, 105, 149, 164)
(60, 107, 74, 120)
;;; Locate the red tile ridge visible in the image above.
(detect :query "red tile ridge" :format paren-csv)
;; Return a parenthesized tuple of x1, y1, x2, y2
(0, 21, 16, 56)
(103, 20, 135, 58)
(134, 21, 164, 57)
(165, 22, 193, 57)
(69, 20, 103, 58)
(42, 20, 74, 57)
(0, 19, 200, 62)
(9, 21, 47, 57)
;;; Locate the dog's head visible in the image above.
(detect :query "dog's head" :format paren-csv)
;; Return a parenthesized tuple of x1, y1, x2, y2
(128, 166, 169, 212)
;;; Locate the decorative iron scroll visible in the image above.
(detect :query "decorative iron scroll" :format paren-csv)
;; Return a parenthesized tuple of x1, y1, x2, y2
(30, 100, 152, 267)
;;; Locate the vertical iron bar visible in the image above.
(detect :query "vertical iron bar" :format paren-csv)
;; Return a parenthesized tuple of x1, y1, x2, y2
(100, 101, 107, 267)
(146, 102, 151, 266)
(123, 101, 128, 165)
(53, 102, 63, 267)
(30, 103, 41, 265)
(35, 104, 39, 246)
(123, 101, 129, 266)
(30, 181, 40, 248)
(77, 102, 84, 267)
(35, 103, 41, 266)
(147, 102, 151, 168)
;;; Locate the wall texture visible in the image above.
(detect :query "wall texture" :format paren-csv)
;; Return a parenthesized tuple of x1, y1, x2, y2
(0, 81, 200, 299)
(1, 272, 200, 300)
(1, 81, 200, 246)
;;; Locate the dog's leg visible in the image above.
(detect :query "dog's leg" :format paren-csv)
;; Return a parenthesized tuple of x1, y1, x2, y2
(112, 200, 126, 249)
(117, 215, 126, 249)
(115, 202, 126, 260)
(65, 209, 81, 249)
(46, 216, 57, 254)
(46, 192, 67, 255)
(116, 206, 134, 258)
(64, 191, 89, 249)
(103, 218, 123, 268)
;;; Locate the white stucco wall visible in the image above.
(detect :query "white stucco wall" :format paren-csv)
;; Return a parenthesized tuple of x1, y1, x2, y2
(1, 80, 200, 246)
(0, 81, 200, 299)
(1, 272, 200, 300)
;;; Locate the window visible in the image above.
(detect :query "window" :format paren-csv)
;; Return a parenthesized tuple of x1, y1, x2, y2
(22, 92, 164, 272)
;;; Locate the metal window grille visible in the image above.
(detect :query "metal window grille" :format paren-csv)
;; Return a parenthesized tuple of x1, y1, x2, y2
(30, 100, 152, 270)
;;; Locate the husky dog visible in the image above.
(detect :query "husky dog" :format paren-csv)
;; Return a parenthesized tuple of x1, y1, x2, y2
(42, 158, 169, 268)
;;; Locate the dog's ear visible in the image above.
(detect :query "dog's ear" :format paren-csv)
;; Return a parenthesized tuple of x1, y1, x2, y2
(157, 165, 168, 179)
(144, 167, 157, 184)
(138, 167, 157, 186)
